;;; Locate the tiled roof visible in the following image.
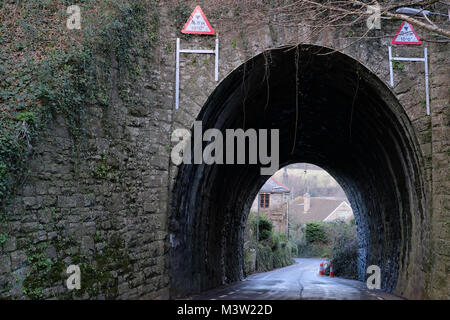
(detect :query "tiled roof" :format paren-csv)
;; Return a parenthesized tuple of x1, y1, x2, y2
(289, 197, 347, 223)
(259, 177, 290, 193)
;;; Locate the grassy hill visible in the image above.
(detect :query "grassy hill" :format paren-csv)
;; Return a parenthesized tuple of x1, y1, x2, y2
(272, 165, 347, 198)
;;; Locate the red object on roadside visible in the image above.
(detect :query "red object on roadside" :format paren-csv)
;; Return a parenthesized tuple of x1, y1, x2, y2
(329, 264, 335, 277)
(318, 262, 324, 275)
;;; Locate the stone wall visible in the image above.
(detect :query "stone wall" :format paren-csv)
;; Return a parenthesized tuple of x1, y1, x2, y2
(0, 5, 174, 298)
(0, 0, 448, 299)
(250, 192, 287, 212)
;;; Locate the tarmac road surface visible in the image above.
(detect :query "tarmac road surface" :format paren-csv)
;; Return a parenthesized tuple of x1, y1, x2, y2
(192, 258, 403, 300)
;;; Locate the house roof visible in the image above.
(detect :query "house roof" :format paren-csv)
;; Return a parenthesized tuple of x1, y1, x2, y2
(289, 197, 350, 223)
(259, 177, 290, 193)
(323, 201, 353, 221)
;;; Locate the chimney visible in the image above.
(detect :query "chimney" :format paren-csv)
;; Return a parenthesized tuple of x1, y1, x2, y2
(304, 193, 310, 213)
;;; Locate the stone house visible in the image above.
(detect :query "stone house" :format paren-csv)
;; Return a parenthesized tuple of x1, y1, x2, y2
(250, 177, 290, 234)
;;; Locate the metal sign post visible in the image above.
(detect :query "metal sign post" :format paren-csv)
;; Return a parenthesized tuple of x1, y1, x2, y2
(175, 37, 219, 110)
(388, 46, 430, 115)
(286, 199, 289, 240)
(256, 192, 260, 270)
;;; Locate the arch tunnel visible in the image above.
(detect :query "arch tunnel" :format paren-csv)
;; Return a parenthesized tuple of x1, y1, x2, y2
(169, 45, 428, 298)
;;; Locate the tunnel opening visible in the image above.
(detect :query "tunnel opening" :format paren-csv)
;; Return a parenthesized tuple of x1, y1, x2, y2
(244, 163, 357, 278)
(170, 45, 427, 298)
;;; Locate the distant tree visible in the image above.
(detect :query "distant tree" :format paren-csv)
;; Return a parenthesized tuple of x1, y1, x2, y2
(204, 0, 449, 45)
(270, 0, 450, 39)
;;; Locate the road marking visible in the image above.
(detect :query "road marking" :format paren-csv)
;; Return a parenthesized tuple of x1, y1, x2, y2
(219, 295, 227, 298)
(377, 296, 383, 300)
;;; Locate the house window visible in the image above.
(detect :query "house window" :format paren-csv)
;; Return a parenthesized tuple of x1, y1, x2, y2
(260, 193, 270, 208)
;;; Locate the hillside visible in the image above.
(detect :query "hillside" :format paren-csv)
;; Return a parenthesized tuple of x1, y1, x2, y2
(272, 164, 347, 199)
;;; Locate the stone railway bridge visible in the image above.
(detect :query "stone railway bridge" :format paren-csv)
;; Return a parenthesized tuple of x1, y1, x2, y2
(0, 1, 448, 299)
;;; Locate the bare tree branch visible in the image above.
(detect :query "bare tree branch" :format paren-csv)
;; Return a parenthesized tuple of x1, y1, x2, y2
(384, 11, 450, 37)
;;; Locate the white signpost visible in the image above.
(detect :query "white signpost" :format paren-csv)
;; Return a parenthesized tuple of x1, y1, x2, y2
(175, 6, 218, 110)
(389, 21, 430, 115)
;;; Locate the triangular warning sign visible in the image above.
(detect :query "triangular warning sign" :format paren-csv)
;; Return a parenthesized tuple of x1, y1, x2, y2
(392, 21, 422, 45)
(181, 6, 214, 35)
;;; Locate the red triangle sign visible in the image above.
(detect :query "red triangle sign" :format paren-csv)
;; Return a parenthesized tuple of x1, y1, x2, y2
(181, 6, 214, 35)
(392, 21, 422, 45)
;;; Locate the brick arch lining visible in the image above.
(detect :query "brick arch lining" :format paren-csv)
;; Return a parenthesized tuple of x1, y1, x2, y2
(170, 45, 427, 298)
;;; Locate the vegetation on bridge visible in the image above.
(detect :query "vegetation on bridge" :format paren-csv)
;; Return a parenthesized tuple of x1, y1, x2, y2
(0, 0, 157, 215)
(0, 0, 157, 299)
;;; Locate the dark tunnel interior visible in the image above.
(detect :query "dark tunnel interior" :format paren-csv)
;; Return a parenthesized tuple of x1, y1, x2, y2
(170, 45, 427, 297)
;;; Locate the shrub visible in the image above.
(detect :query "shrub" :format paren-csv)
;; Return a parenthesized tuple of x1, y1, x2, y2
(257, 215, 273, 241)
(243, 245, 256, 276)
(273, 243, 295, 268)
(296, 236, 330, 258)
(270, 231, 281, 250)
(330, 224, 358, 279)
(245, 212, 294, 275)
(248, 213, 273, 241)
(287, 241, 298, 257)
(295, 236, 308, 256)
(295, 220, 358, 276)
(259, 229, 272, 242)
(305, 222, 327, 243)
(255, 243, 273, 272)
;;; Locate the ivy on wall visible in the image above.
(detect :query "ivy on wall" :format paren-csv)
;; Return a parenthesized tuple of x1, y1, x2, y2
(0, 0, 158, 299)
(0, 0, 158, 220)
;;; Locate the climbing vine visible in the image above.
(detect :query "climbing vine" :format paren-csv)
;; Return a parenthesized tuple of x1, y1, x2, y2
(21, 233, 132, 299)
(0, 0, 158, 299)
(0, 0, 158, 221)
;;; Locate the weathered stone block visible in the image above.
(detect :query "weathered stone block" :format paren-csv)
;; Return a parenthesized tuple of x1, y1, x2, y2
(0, 255, 11, 273)
(57, 196, 77, 208)
(3, 237, 16, 252)
(81, 236, 95, 254)
(10, 251, 27, 270)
